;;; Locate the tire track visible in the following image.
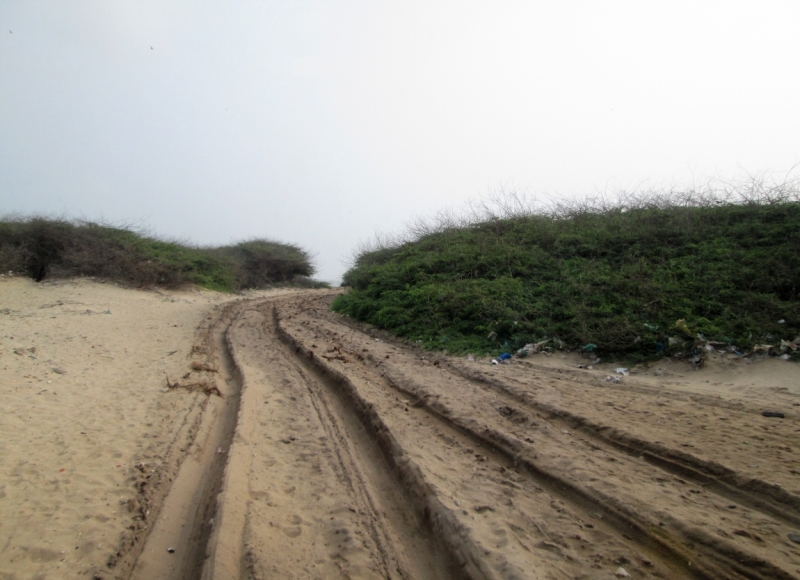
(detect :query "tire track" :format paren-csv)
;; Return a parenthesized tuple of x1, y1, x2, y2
(278, 293, 800, 580)
(207, 299, 470, 579)
(445, 361, 800, 529)
(276, 300, 706, 579)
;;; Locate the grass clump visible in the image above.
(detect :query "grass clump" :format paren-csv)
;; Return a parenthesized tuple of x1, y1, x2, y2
(0, 217, 327, 292)
(333, 176, 800, 359)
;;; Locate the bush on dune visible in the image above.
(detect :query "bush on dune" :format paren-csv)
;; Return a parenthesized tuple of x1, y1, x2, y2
(0, 217, 327, 292)
(333, 176, 800, 359)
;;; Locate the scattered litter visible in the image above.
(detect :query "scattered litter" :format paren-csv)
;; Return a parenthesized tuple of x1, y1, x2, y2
(643, 323, 659, 331)
(689, 354, 704, 368)
(668, 336, 683, 346)
(492, 352, 512, 365)
(562, 429, 570, 435)
(605, 376, 621, 384)
(615, 568, 631, 578)
(674, 319, 691, 336)
(778, 319, 786, 324)
(517, 339, 549, 356)
(582, 343, 597, 352)
(615, 368, 629, 375)
(216, 447, 225, 454)
(762, 411, 785, 418)
(704, 344, 715, 352)
(466, 354, 475, 362)
(780, 354, 791, 360)
(655, 342, 665, 353)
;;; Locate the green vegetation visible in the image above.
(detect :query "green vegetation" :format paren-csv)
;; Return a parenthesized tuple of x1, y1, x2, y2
(333, 180, 800, 359)
(0, 217, 328, 292)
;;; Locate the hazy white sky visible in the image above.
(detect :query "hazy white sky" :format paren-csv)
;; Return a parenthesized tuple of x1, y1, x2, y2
(1, 1, 799, 283)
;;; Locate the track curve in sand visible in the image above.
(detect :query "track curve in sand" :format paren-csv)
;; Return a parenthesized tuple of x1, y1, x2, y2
(134, 290, 800, 579)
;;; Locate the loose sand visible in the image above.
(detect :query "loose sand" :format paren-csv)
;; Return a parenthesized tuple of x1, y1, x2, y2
(1, 279, 799, 579)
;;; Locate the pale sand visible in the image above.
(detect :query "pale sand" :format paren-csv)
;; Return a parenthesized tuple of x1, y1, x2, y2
(2, 278, 799, 579)
(0, 277, 240, 579)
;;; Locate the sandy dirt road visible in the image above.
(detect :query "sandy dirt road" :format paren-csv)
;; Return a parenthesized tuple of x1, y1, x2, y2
(149, 291, 800, 580)
(3, 282, 800, 579)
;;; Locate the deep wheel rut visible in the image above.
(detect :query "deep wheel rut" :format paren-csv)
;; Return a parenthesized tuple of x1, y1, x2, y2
(129, 291, 800, 580)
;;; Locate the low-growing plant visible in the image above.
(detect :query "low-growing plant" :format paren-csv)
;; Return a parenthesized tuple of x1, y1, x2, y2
(0, 216, 324, 292)
(333, 174, 800, 358)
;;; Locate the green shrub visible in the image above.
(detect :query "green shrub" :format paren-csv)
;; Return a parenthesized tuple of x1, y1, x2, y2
(0, 217, 322, 292)
(334, 183, 800, 358)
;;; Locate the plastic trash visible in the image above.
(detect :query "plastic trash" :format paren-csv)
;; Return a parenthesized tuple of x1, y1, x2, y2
(615, 367, 629, 375)
(605, 375, 621, 383)
(668, 336, 682, 346)
(674, 319, 691, 336)
(643, 323, 659, 331)
(582, 343, 597, 352)
(498, 353, 512, 361)
(655, 342, 665, 353)
(517, 339, 549, 356)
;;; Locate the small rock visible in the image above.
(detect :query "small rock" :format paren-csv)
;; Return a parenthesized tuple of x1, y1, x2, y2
(167, 547, 175, 553)
(615, 567, 631, 578)
(473, 505, 494, 513)
(762, 411, 785, 418)
(788, 533, 800, 544)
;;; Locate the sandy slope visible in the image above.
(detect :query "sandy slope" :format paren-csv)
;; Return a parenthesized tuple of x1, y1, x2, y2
(1, 281, 799, 579)
(0, 278, 279, 579)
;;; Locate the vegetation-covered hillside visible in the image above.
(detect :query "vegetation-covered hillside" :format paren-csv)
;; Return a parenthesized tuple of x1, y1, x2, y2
(0, 217, 327, 292)
(333, 183, 800, 359)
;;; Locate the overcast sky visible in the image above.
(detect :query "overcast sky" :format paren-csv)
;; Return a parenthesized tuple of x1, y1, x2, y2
(1, 1, 799, 283)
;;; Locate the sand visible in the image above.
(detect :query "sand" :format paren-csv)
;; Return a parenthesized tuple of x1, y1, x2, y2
(1, 279, 799, 579)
